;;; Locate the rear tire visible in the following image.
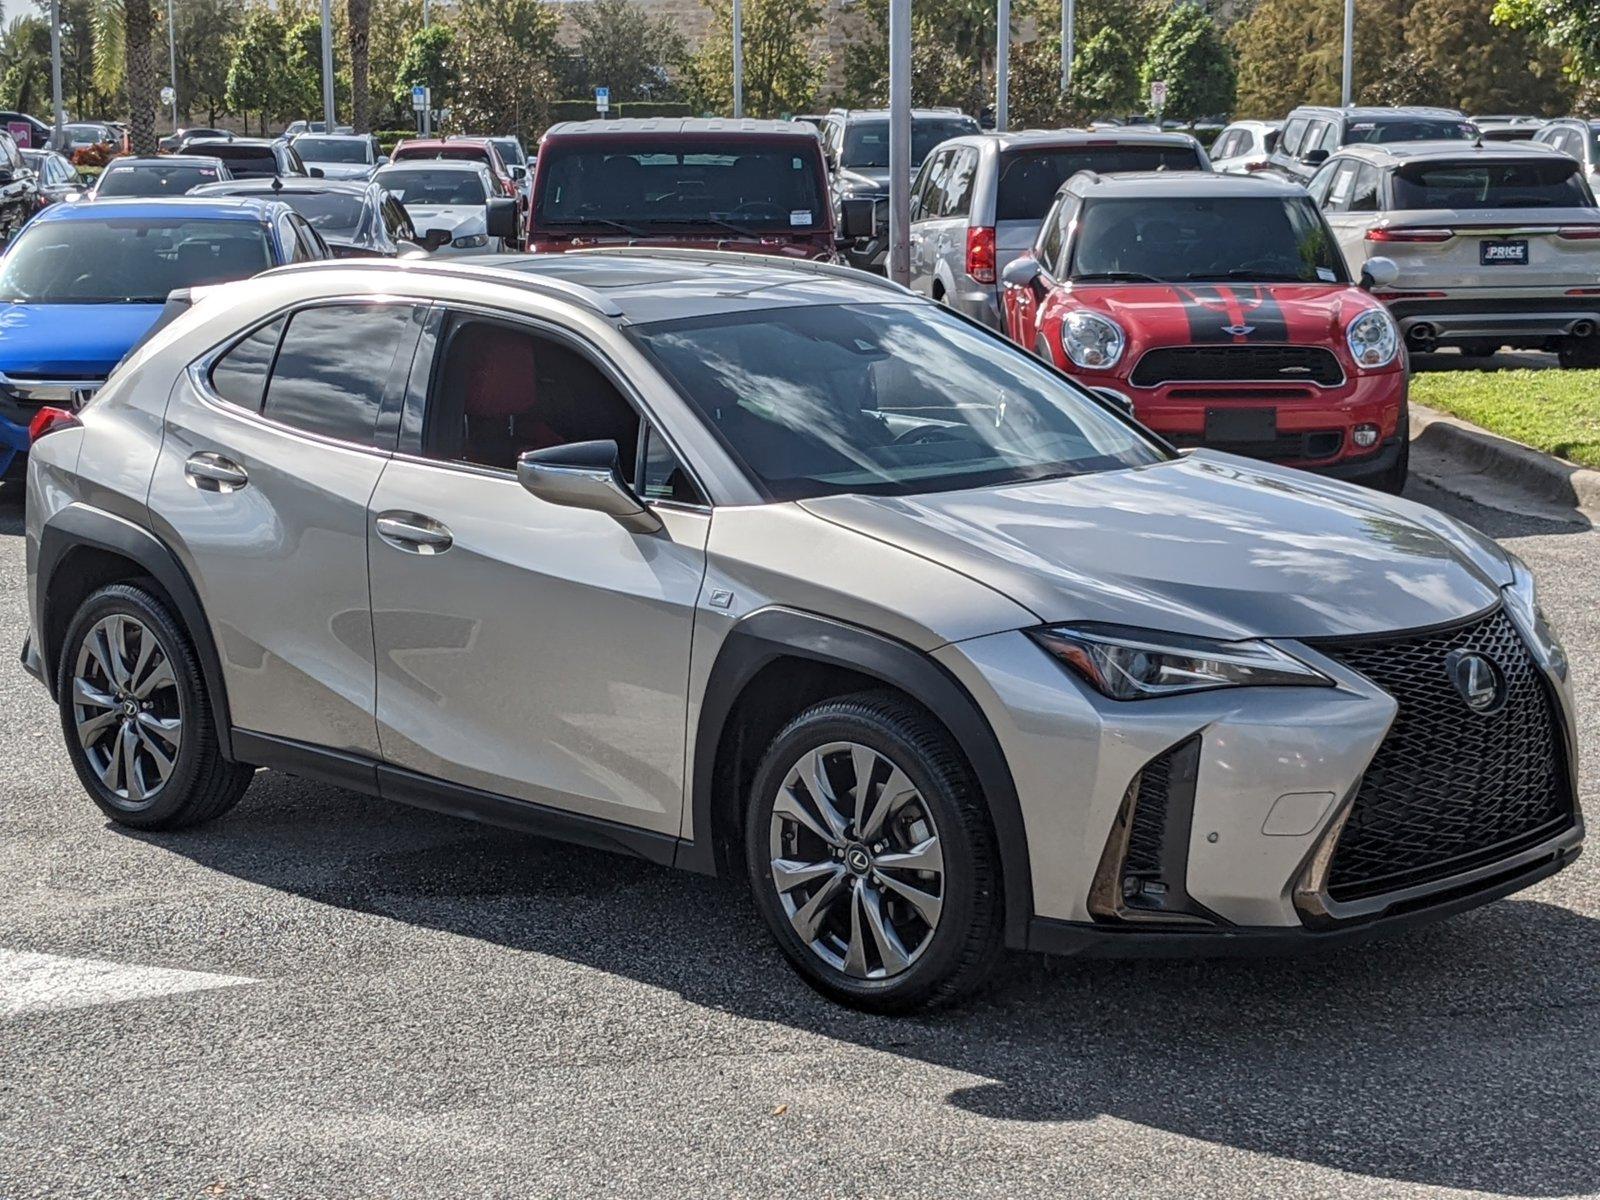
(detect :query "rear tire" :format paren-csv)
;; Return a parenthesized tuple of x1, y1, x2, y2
(1558, 335, 1600, 369)
(744, 691, 1003, 1013)
(56, 582, 253, 830)
(1458, 339, 1500, 359)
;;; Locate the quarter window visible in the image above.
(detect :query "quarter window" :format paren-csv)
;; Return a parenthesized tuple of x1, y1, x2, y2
(209, 317, 286, 410)
(261, 303, 415, 444)
(943, 148, 978, 218)
(1348, 164, 1382, 212)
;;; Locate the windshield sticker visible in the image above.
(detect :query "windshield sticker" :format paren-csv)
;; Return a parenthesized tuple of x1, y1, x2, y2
(1317, 267, 1335, 281)
(791, 210, 812, 226)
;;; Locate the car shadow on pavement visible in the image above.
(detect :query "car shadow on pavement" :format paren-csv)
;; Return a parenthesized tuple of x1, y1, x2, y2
(123, 774, 1600, 1198)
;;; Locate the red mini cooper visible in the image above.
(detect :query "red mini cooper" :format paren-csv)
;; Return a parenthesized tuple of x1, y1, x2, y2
(1002, 171, 1408, 491)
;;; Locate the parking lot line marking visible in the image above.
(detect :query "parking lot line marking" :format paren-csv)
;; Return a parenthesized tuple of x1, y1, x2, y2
(0, 949, 257, 1019)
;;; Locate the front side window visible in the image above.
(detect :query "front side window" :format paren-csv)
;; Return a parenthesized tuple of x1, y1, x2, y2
(534, 139, 825, 233)
(96, 163, 221, 196)
(1068, 195, 1346, 284)
(0, 216, 271, 303)
(632, 302, 1164, 502)
(995, 144, 1206, 222)
(1279, 118, 1309, 157)
(1391, 158, 1590, 209)
(261, 304, 415, 443)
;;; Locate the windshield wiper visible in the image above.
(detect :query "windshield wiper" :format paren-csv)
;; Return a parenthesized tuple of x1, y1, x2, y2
(1071, 271, 1169, 284)
(542, 217, 646, 237)
(1185, 270, 1311, 283)
(634, 216, 767, 239)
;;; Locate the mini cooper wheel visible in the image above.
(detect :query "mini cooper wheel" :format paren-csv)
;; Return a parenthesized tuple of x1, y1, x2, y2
(56, 582, 254, 830)
(746, 692, 1003, 1012)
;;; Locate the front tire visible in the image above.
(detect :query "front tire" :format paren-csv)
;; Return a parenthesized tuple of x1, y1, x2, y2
(56, 582, 253, 830)
(744, 692, 1003, 1013)
(1558, 334, 1600, 368)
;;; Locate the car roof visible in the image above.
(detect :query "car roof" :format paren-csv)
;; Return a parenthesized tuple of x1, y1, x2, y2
(185, 136, 278, 148)
(542, 117, 818, 139)
(1289, 105, 1467, 120)
(942, 128, 1201, 153)
(190, 178, 372, 197)
(107, 155, 227, 169)
(1333, 140, 1573, 165)
(291, 131, 370, 142)
(1069, 171, 1304, 198)
(376, 159, 488, 173)
(828, 108, 972, 122)
(34, 196, 285, 223)
(273, 248, 914, 324)
(395, 137, 493, 149)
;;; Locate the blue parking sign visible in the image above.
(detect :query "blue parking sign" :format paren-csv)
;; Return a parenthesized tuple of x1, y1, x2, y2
(595, 87, 610, 114)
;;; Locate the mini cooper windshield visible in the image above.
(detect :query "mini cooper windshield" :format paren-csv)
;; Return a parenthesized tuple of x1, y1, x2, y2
(633, 302, 1165, 500)
(1069, 195, 1346, 285)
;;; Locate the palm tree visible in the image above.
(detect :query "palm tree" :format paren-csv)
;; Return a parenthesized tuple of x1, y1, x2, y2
(90, 0, 158, 154)
(349, 0, 371, 133)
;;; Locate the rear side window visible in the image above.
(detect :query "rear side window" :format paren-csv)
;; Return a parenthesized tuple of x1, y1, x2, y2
(995, 145, 1205, 221)
(210, 317, 286, 410)
(1391, 159, 1589, 209)
(260, 304, 415, 443)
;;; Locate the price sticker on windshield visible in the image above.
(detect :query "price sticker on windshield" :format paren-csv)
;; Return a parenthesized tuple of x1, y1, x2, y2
(790, 211, 812, 226)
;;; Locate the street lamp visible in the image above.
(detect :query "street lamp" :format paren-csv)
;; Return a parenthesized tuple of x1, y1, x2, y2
(996, 0, 1009, 132)
(1060, 0, 1074, 95)
(319, 0, 336, 129)
(49, 0, 64, 145)
(887, 0, 910, 286)
(732, 0, 744, 119)
(1341, 0, 1354, 106)
(166, 0, 179, 132)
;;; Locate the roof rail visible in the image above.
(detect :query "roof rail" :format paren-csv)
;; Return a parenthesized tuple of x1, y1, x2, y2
(260, 257, 625, 317)
(567, 246, 916, 296)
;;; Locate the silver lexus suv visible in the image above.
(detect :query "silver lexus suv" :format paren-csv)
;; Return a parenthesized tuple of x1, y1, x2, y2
(22, 251, 1583, 1011)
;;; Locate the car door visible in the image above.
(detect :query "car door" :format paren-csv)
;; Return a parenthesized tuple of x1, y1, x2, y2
(365, 306, 709, 834)
(934, 147, 979, 288)
(148, 299, 423, 757)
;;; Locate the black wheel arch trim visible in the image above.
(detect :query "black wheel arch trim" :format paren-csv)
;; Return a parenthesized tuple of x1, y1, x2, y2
(36, 504, 238, 761)
(681, 606, 1034, 949)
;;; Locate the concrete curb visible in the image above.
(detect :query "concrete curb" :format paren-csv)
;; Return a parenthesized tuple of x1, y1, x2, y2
(1409, 402, 1600, 520)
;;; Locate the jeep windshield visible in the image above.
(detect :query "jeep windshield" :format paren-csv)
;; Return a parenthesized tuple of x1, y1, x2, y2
(534, 139, 825, 233)
(632, 301, 1163, 501)
(842, 118, 979, 169)
(1391, 158, 1591, 209)
(1069, 195, 1347, 284)
(997, 144, 1206, 221)
(0, 217, 272, 303)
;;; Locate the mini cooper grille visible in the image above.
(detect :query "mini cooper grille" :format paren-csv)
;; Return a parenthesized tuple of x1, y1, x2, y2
(1169, 429, 1344, 463)
(1130, 346, 1345, 388)
(1316, 608, 1571, 903)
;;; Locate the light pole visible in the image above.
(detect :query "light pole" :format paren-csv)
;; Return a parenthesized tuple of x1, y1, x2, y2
(49, 0, 65, 146)
(319, 0, 336, 129)
(1060, 0, 1074, 95)
(887, 0, 910, 286)
(732, 0, 744, 119)
(421, 0, 432, 135)
(1340, 0, 1354, 106)
(995, 0, 1009, 132)
(166, 0, 179, 131)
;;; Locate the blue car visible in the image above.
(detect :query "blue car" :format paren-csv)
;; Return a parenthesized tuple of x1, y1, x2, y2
(0, 197, 329, 475)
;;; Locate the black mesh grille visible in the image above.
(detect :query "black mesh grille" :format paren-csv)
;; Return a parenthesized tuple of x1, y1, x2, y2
(1168, 429, 1344, 464)
(1315, 608, 1571, 902)
(1125, 749, 1176, 878)
(1130, 345, 1345, 387)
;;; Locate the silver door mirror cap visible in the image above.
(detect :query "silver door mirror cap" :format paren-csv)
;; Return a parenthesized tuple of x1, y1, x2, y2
(516, 439, 663, 534)
(1001, 254, 1041, 289)
(1362, 256, 1399, 288)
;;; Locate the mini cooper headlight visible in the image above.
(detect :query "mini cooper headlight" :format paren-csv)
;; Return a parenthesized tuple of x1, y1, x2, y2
(453, 233, 488, 248)
(1031, 625, 1333, 700)
(1503, 554, 1568, 681)
(1060, 311, 1126, 370)
(1347, 308, 1399, 369)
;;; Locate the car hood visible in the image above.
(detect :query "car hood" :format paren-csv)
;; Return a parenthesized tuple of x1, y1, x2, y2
(798, 452, 1511, 641)
(0, 302, 164, 377)
(1070, 282, 1379, 345)
(405, 204, 485, 234)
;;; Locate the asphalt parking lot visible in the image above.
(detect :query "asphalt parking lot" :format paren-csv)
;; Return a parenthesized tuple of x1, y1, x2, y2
(0, 471, 1596, 1200)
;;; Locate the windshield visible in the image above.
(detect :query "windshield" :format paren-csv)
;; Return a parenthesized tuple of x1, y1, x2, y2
(96, 162, 222, 196)
(275, 192, 367, 234)
(65, 124, 111, 143)
(397, 145, 493, 169)
(1070, 195, 1346, 283)
(534, 140, 825, 233)
(1343, 118, 1476, 144)
(490, 138, 525, 166)
(295, 137, 370, 164)
(996, 145, 1205, 221)
(206, 145, 277, 172)
(378, 169, 485, 206)
(1392, 159, 1590, 208)
(632, 302, 1163, 501)
(842, 118, 979, 169)
(0, 217, 271, 303)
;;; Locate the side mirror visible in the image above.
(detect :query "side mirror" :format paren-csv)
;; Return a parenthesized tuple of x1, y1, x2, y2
(517, 440, 662, 534)
(838, 196, 879, 241)
(511, 164, 527, 180)
(485, 196, 518, 241)
(376, 154, 389, 166)
(1001, 253, 1041, 289)
(421, 227, 452, 251)
(1303, 148, 1329, 166)
(308, 166, 325, 178)
(1361, 255, 1399, 289)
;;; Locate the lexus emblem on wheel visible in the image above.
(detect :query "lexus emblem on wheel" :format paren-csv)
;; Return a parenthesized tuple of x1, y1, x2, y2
(1446, 650, 1506, 714)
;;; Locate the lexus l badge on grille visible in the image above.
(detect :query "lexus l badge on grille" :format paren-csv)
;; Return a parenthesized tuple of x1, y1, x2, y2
(1446, 650, 1506, 714)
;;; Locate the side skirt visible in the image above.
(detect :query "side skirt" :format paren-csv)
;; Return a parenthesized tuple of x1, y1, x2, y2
(231, 729, 684, 868)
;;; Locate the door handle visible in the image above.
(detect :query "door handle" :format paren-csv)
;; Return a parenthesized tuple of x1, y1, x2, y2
(375, 512, 454, 555)
(184, 452, 248, 492)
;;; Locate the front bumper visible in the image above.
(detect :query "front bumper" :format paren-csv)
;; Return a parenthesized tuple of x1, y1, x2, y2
(934, 606, 1582, 949)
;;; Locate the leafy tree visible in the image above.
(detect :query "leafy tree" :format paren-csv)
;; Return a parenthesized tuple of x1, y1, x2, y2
(1139, 2, 1234, 122)
(448, 22, 553, 140)
(1493, 0, 1600, 83)
(283, 14, 331, 120)
(688, 0, 825, 118)
(226, 6, 289, 132)
(122, 0, 159, 152)
(839, 0, 995, 112)
(392, 23, 455, 111)
(566, 0, 687, 102)
(173, 0, 242, 124)
(0, 16, 51, 113)
(367, 0, 424, 128)
(1407, 0, 1571, 113)
(1229, 0, 1407, 117)
(1074, 24, 1142, 114)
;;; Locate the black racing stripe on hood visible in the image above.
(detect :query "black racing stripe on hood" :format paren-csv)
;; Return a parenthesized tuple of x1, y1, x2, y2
(1177, 285, 1290, 343)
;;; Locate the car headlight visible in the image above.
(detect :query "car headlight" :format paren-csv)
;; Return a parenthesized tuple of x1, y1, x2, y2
(1503, 554, 1568, 681)
(453, 233, 488, 248)
(1031, 624, 1333, 701)
(1060, 311, 1126, 370)
(1347, 307, 1398, 369)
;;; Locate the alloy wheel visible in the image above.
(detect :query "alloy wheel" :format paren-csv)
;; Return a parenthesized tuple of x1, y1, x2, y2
(767, 740, 945, 979)
(70, 613, 183, 807)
